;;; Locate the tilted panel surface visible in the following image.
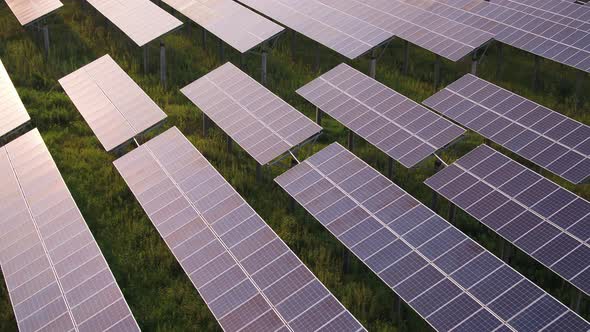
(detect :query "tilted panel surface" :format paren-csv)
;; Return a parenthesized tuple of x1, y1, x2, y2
(424, 74, 590, 183)
(181, 62, 322, 165)
(114, 127, 365, 332)
(5, 0, 63, 25)
(0, 59, 30, 139)
(297, 63, 465, 168)
(491, 0, 590, 32)
(162, 0, 284, 53)
(86, 0, 182, 46)
(236, 0, 392, 59)
(425, 144, 590, 296)
(0, 129, 139, 332)
(59, 55, 168, 152)
(276, 142, 590, 331)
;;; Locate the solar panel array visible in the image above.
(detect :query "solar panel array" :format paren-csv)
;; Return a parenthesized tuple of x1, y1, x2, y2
(237, 0, 393, 59)
(297, 63, 465, 168)
(114, 127, 365, 332)
(0, 59, 30, 140)
(5, 0, 63, 25)
(0, 129, 139, 332)
(86, 0, 182, 47)
(423, 0, 590, 72)
(276, 142, 590, 332)
(425, 144, 590, 296)
(59, 55, 168, 152)
(492, 0, 590, 26)
(181, 62, 322, 165)
(162, 0, 284, 53)
(423, 74, 590, 183)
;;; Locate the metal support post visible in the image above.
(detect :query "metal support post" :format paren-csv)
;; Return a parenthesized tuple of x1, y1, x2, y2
(202, 115, 209, 137)
(448, 203, 457, 225)
(388, 157, 394, 180)
(315, 107, 322, 125)
(261, 43, 268, 86)
(471, 51, 478, 76)
(43, 24, 50, 58)
(227, 134, 232, 153)
(347, 130, 354, 151)
(256, 163, 262, 182)
(369, 49, 377, 78)
(160, 41, 167, 88)
(218, 39, 224, 61)
(533, 55, 541, 91)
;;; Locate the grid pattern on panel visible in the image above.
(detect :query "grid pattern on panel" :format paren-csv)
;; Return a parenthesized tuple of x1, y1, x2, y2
(86, 0, 182, 46)
(236, 0, 393, 59)
(425, 145, 590, 296)
(5, 0, 63, 25)
(162, 0, 284, 53)
(113, 127, 365, 332)
(320, 0, 494, 61)
(181, 62, 322, 165)
(419, 0, 590, 72)
(0, 59, 30, 139)
(59, 55, 168, 152)
(0, 129, 139, 332)
(297, 63, 465, 168)
(275, 142, 590, 332)
(423, 74, 590, 184)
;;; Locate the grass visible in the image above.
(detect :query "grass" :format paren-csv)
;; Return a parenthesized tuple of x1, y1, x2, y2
(0, 0, 588, 331)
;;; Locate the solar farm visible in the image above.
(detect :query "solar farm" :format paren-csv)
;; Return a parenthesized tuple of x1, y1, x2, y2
(1, 0, 589, 331)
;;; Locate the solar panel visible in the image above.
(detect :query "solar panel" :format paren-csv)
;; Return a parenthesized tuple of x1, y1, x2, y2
(423, 74, 590, 184)
(114, 127, 365, 332)
(424, 0, 590, 72)
(162, 0, 284, 53)
(297, 63, 465, 168)
(276, 142, 590, 332)
(236, 0, 393, 59)
(5, 0, 63, 25)
(0, 59, 30, 140)
(181, 62, 322, 165)
(0, 129, 139, 332)
(86, 0, 182, 47)
(425, 144, 590, 296)
(59, 55, 168, 152)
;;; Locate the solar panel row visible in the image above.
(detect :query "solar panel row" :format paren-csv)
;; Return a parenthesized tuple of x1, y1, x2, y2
(59, 55, 168, 152)
(0, 59, 30, 140)
(181, 62, 322, 165)
(237, 0, 392, 59)
(297, 63, 465, 168)
(425, 145, 590, 296)
(114, 127, 365, 332)
(5, 0, 63, 26)
(0, 129, 139, 332)
(425, 0, 590, 72)
(162, 0, 284, 53)
(423, 74, 590, 183)
(86, 0, 182, 46)
(276, 143, 590, 332)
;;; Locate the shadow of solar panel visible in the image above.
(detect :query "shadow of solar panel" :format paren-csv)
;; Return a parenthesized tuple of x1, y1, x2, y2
(425, 144, 590, 296)
(59, 55, 168, 152)
(181, 62, 322, 165)
(162, 0, 284, 53)
(298, 63, 465, 168)
(5, 0, 63, 25)
(424, 74, 590, 184)
(86, 0, 182, 46)
(0, 59, 30, 140)
(0, 129, 139, 332)
(114, 127, 364, 332)
(275, 142, 589, 331)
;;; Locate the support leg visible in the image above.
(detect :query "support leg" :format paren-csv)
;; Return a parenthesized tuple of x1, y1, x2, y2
(289, 157, 298, 212)
(218, 39, 224, 62)
(343, 249, 350, 273)
(394, 294, 403, 328)
(315, 47, 320, 72)
(256, 163, 262, 182)
(240, 53, 246, 69)
(533, 55, 541, 91)
(434, 55, 441, 90)
(573, 290, 583, 314)
(347, 130, 354, 151)
(315, 107, 322, 125)
(369, 49, 377, 78)
(403, 41, 409, 75)
(202, 115, 209, 137)
(227, 134, 232, 153)
(471, 51, 478, 76)
(160, 41, 166, 88)
(261, 49, 268, 86)
(43, 24, 50, 58)
(448, 203, 457, 224)
(388, 157, 394, 180)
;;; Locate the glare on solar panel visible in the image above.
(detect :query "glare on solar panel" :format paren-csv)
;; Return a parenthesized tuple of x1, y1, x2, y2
(276, 142, 590, 331)
(424, 74, 590, 184)
(0, 129, 139, 332)
(425, 144, 590, 296)
(59, 54, 168, 152)
(114, 127, 365, 332)
(5, 0, 63, 26)
(0, 59, 30, 141)
(297, 63, 465, 168)
(162, 0, 284, 53)
(86, 0, 183, 47)
(181, 62, 322, 165)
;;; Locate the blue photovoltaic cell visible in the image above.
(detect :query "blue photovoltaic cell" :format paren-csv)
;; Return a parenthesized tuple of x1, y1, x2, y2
(114, 127, 364, 332)
(276, 142, 589, 331)
(426, 144, 590, 296)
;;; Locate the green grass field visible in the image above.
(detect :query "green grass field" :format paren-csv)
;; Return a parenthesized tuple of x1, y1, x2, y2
(0, 1, 589, 331)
